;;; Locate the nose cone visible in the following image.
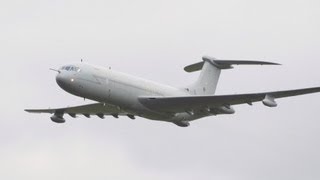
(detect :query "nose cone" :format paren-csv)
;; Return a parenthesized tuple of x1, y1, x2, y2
(55, 72, 77, 95)
(56, 73, 66, 89)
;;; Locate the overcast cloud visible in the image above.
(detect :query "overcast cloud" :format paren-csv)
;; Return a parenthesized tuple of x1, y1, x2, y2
(1, 0, 320, 179)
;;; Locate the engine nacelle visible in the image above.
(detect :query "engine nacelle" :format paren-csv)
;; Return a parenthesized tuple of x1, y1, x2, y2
(219, 106, 235, 114)
(210, 105, 235, 115)
(262, 94, 277, 107)
(50, 115, 66, 123)
(174, 121, 190, 127)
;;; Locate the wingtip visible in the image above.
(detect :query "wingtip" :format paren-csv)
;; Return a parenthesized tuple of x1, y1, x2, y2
(259, 61, 282, 66)
(271, 62, 282, 65)
(258, 61, 281, 65)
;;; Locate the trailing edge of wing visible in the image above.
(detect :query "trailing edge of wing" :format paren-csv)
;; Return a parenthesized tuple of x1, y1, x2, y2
(138, 87, 320, 112)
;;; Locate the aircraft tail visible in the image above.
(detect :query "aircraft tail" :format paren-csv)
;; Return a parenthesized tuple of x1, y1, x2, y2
(184, 56, 280, 95)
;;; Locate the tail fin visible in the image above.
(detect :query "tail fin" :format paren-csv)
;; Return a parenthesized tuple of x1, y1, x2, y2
(185, 56, 280, 95)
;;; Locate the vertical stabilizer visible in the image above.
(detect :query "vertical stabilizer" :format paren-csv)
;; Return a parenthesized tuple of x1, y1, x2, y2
(187, 57, 221, 95)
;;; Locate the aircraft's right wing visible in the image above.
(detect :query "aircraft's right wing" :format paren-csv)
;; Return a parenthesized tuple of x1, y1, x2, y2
(25, 103, 128, 119)
(138, 87, 320, 113)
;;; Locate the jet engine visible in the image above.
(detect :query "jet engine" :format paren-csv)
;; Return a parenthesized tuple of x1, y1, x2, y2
(50, 115, 66, 123)
(210, 105, 235, 115)
(174, 121, 190, 127)
(262, 94, 277, 107)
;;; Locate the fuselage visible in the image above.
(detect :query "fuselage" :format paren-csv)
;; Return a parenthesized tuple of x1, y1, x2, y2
(26, 58, 320, 127)
(55, 63, 204, 122)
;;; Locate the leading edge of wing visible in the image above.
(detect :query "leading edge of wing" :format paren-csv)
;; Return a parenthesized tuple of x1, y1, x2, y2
(138, 86, 320, 112)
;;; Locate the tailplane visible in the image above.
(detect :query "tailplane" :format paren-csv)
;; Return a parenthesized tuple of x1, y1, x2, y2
(185, 56, 280, 95)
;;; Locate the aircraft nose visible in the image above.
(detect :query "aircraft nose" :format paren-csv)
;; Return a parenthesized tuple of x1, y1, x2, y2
(55, 72, 76, 93)
(56, 73, 66, 88)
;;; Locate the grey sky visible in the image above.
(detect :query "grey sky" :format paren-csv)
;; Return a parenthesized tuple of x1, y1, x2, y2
(1, 0, 320, 179)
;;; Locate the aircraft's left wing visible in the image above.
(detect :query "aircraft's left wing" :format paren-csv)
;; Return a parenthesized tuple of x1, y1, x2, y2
(138, 87, 320, 113)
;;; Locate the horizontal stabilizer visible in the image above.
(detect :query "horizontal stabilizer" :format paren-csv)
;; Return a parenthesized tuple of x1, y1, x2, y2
(184, 56, 280, 72)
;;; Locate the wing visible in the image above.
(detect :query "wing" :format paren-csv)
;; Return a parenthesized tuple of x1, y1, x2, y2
(138, 87, 320, 112)
(25, 103, 127, 118)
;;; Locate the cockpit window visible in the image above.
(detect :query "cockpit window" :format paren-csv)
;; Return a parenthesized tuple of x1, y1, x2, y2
(60, 66, 81, 72)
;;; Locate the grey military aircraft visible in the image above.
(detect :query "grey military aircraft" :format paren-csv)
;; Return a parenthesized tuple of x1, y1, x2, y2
(25, 56, 320, 127)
